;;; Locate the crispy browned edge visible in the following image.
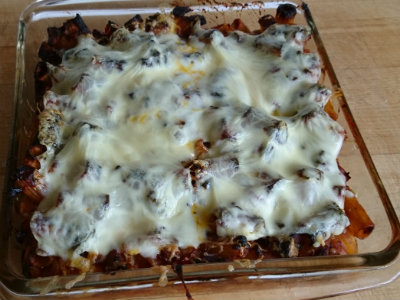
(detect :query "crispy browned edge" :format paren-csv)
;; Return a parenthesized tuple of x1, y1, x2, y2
(12, 4, 374, 278)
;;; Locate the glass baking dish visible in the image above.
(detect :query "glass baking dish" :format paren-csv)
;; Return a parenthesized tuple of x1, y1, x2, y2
(1, 0, 400, 299)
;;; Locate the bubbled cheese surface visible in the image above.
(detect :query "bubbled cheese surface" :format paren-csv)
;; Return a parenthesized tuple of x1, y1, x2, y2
(31, 23, 349, 260)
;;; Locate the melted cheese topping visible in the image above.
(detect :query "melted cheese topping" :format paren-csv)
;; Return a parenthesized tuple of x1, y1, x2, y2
(31, 24, 349, 260)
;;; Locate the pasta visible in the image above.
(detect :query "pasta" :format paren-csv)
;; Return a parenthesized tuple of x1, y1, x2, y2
(15, 4, 374, 278)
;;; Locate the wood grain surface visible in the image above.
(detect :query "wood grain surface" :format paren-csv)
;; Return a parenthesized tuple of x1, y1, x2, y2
(0, 0, 399, 299)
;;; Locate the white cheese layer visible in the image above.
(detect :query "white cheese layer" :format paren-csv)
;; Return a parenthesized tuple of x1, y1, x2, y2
(31, 24, 349, 260)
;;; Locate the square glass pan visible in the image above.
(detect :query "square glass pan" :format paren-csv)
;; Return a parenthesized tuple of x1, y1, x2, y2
(1, 0, 400, 299)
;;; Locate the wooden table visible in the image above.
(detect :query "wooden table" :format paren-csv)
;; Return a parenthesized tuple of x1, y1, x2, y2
(0, 0, 399, 299)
